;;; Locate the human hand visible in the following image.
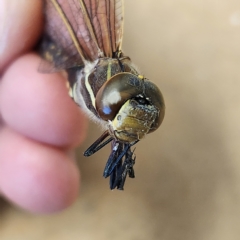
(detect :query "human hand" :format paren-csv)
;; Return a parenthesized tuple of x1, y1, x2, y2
(0, 0, 87, 213)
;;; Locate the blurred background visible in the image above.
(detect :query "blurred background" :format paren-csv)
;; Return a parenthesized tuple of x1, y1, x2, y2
(1, 0, 240, 239)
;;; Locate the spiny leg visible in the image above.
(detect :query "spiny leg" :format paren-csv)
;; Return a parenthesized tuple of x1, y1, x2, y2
(106, 142, 136, 190)
(116, 147, 136, 190)
(84, 131, 113, 157)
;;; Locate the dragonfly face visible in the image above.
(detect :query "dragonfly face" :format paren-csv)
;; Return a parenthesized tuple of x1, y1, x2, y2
(40, 0, 165, 190)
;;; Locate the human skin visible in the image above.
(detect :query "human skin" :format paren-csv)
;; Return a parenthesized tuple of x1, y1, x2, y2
(0, 0, 87, 213)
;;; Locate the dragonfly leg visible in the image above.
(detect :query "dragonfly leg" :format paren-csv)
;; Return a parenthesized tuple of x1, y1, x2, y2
(84, 131, 113, 157)
(106, 142, 136, 190)
(116, 147, 136, 190)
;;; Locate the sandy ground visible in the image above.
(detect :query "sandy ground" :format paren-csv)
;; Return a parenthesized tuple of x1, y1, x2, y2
(1, 0, 240, 239)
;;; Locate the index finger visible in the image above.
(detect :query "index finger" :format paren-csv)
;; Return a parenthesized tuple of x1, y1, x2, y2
(0, 0, 43, 72)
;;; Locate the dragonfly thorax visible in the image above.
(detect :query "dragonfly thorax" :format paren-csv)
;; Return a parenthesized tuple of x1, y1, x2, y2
(72, 57, 165, 143)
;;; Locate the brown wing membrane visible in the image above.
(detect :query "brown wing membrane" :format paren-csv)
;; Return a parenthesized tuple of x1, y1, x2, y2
(41, 0, 124, 70)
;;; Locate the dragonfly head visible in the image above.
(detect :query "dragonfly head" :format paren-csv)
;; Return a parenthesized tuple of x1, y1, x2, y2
(95, 73, 165, 143)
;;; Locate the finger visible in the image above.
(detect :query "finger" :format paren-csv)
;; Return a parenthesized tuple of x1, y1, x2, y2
(0, 127, 80, 213)
(0, 0, 43, 72)
(0, 53, 87, 148)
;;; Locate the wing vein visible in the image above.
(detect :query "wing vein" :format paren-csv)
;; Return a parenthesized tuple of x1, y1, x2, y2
(51, 0, 87, 64)
(78, 0, 104, 57)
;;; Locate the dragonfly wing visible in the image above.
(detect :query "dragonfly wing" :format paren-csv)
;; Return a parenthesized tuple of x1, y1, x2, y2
(85, 0, 124, 56)
(40, 0, 124, 71)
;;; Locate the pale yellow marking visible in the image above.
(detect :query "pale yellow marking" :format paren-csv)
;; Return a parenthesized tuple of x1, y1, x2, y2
(85, 72, 96, 108)
(51, 0, 87, 65)
(107, 61, 112, 80)
(116, 51, 122, 58)
(44, 52, 53, 62)
(138, 75, 144, 79)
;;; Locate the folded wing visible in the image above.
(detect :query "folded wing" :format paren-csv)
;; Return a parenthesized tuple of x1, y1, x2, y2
(41, 0, 124, 70)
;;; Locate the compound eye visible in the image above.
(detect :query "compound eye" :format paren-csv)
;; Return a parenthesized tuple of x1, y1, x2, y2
(95, 73, 143, 121)
(95, 72, 165, 132)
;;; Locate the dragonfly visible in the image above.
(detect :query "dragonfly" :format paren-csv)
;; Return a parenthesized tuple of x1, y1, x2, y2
(39, 0, 165, 190)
